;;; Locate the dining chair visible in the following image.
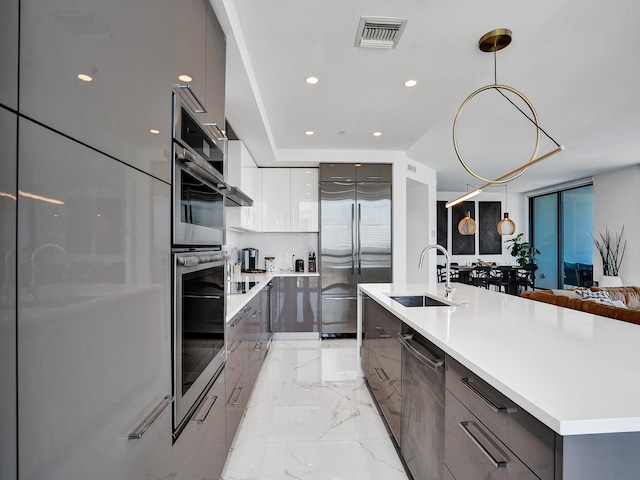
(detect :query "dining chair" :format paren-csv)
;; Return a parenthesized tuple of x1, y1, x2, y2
(489, 265, 512, 293)
(516, 264, 538, 292)
(470, 265, 492, 289)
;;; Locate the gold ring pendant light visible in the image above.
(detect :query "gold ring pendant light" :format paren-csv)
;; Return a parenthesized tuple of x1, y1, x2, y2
(446, 29, 564, 209)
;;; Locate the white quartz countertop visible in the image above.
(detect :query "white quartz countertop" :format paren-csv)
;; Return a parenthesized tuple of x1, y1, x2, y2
(358, 282, 640, 436)
(226, 271, 318, 320)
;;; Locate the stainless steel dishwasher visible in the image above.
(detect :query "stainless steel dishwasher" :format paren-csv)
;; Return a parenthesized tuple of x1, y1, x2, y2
(399, 328, 446, 480)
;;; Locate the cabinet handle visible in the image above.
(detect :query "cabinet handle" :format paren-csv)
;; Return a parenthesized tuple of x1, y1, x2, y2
(127, 395, 173, 440)
(227, 386, 243, 406)
(324, 296, 358, 301)
(375, 326, 390, 338)
(255, 342, 263, 351)
(329, 176, 347, 180)
(460, 377, 517, 414)
(459, 421, 509, 469)
(351, 204, 355, 274)
(203, 122, 227, 141)
(174, 84, 206, 113)
(363, 176, 383, 180)
(230, 315, 243, 328)
(192, 394, 218, 424)
(228, 339, 242, 353)
(357, 203, 362, 274)
(374, 367, 389, 382)
(398, 333, 444, 370)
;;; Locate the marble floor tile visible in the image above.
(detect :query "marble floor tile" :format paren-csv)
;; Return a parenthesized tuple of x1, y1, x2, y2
(222, 339, 409, 480)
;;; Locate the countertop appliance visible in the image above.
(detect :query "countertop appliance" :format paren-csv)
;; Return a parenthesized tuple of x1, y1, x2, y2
(319, 163, 392, 336)
(295, 258, 304, 272)
(241, 248, 259, 271)
(173, 250, 226, 434)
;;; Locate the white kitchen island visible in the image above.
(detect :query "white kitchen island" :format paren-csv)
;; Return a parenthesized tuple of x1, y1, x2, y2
(358, 282, 640, 479)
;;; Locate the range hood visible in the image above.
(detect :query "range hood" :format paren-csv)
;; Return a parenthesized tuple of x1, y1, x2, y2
(223, 185, 253, 207)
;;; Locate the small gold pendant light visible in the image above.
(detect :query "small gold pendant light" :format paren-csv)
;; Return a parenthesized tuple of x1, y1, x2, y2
(458, 211, 477, 235)
(497, 185, 516, 235)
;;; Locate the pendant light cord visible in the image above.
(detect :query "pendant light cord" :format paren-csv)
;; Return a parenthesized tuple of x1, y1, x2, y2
(493, 47, 561, 148)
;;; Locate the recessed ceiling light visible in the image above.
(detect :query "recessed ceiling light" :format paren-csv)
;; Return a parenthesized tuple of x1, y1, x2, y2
(404, 79, 418, 87)
(178, 74, 193, 83)
(305, 76, 319, 85)
(149, 129, 160, 134)
(77, 73, 93, 82)
(305, 130, 314, 135)
(373, 131, 382, 137)
(338, 131, 346, 135)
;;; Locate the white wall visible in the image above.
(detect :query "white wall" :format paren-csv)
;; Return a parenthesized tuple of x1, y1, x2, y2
(437, 189, 526, 266)
(593, 165, 640, 286)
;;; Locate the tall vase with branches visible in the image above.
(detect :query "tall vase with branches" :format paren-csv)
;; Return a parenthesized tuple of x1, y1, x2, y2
(591, 226, 626, 279)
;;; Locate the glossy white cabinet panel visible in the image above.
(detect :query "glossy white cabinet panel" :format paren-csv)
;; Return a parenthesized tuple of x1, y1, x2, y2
(17, 118, 172, 479)
(290, 168, 318, 232)
(19, 0, 208, 182)
(261, 169, 291, 231)
(227, 141, 261, 231)
(261, 168, 319, 232)
(0, 0, 19, 109)
(0, 109, 17, 480)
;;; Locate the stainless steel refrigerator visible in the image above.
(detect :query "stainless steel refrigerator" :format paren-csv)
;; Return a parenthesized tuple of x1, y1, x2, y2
(319, 164, 392, 336)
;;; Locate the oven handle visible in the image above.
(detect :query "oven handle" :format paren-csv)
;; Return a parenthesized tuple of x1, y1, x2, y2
(177, 148, 227, 193)
(176, 253, 225, 267)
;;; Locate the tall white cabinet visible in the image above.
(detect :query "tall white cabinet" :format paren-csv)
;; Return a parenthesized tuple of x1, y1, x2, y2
(261, 168, 318, 232)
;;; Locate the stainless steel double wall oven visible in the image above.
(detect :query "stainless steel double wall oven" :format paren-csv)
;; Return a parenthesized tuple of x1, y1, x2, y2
(171, 85, 227, 435)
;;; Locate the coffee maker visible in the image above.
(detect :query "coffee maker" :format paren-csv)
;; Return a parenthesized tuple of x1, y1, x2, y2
(241, 248, 259, 271)
(295, 258, 304, 273)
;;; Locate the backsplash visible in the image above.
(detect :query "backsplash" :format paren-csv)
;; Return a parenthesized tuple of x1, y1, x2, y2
(229, 231, 318, 272)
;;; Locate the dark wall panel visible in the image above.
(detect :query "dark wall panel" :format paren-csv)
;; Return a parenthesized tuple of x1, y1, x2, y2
(437, 201, 447, 255)
(451, 201, 475, 255)
(479, 201, 502, 255)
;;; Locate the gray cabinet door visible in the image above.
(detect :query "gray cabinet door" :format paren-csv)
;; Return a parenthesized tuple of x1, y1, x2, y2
(204, 1, 227, 148)
(20, 0, 208, 182)
(0, 109, 17, 480)
(278, 276, 319, 333)
(173, 369, 226, 480)
(18, 118, 172, 480)
(0, 0, 18, 109)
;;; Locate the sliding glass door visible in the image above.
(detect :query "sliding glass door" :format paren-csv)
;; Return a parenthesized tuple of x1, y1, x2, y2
(530, 185, 593, 290)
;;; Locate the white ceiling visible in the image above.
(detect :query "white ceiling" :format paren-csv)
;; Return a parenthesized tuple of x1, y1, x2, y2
(215, 0, 640, 192)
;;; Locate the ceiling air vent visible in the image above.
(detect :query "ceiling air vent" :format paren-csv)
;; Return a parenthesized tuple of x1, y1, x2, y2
(355, 17, 408, 49)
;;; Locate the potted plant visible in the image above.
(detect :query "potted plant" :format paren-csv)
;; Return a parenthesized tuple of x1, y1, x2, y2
(591, 226, 626, 286)
(505, 233, 540, 267)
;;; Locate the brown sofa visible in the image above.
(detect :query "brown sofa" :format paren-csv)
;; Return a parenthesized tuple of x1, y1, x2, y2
(521, 287, 640, 326)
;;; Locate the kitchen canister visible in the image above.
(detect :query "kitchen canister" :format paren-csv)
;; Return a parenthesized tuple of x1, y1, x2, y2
(265, 256, 275, 272)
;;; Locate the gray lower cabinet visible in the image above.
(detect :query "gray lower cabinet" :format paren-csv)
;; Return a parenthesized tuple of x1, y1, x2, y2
(173, 367, 226, 480)
(226, 288, 271, 450)
(272, 276, 319, 333)
(225, 304, 251, 448)
(399, 329, 445, 480)
(361, 294, 402, 443)
(445, 356, 556, 480)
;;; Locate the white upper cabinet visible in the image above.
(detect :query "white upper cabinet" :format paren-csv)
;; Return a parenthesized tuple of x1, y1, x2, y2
(261, 168, 318, 232)
(226, 141, 261, 231)
(291, 169, 319, 232)
(0, 0, 18, 109)
(19, 0, 210, 183)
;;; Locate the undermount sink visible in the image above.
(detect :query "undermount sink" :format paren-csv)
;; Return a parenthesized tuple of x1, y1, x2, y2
(387, 294, 452, 308)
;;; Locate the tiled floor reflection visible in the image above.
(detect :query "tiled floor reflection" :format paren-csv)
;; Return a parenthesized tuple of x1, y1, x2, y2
(221, 339, 409, 480)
